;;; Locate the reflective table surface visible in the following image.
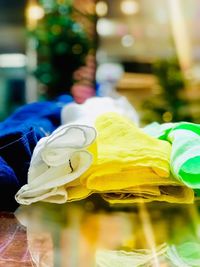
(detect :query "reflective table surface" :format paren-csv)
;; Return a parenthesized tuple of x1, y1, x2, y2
(1, 196, 200, 267)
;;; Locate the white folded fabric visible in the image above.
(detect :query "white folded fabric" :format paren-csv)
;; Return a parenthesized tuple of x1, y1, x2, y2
(15, 124, 97, 205)
(61, 96, 139, 126)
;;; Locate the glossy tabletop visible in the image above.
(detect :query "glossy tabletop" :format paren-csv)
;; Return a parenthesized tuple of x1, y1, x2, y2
(0, 196, 200, 267)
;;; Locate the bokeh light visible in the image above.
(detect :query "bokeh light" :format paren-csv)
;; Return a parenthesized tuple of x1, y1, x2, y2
(96, 1, 108, 17)
(120, 0, 139, 15)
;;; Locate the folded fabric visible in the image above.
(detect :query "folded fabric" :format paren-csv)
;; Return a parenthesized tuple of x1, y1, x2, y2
(0, 97, 73, 210)
(96, 244, 167, 267)
(0, 119, 55, 187)
(7, 96, 72, 125)
(101, 184, 193, 204)
(80, 113, 193, 204)
(0, 157, 19, 211)
(61, 96, 139, 126)
(144, 122, 200, 189)
(15, 123, 97, 205)
(0, 97, 72, 187)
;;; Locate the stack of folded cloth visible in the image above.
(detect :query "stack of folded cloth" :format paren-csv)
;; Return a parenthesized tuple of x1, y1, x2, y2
(79, 113, 193, 204)
(16, 112, 194, 205)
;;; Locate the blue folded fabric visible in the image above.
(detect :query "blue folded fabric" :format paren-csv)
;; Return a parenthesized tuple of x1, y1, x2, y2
(0, 96, 73, 211)
(0, 157, 19, 211)
(6, 95, 73, 127)
(0, 119, 54, 186)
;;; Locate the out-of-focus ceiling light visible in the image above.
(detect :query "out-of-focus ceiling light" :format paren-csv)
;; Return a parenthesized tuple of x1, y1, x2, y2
(26, 4, 44, 21)
(96, 1, 108, 17)
(97, 18, 115, 36)
(26, 1, 44, 29)
(0, 54, 26, 68)
(121, 0, 139, 15)
(121, 35, 134, 47)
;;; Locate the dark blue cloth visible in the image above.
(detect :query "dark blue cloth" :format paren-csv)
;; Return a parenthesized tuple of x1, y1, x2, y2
(0, 119, 54, 186)
(0, 96, 73, 211)
(6, 94, 73, 127)
(0, 157, 19, 211)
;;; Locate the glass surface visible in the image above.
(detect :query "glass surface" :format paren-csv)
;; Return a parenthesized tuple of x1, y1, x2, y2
(0, 197, 200, 266)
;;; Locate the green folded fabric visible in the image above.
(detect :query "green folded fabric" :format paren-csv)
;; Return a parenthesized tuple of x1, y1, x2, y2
(144, 122, 200, 189)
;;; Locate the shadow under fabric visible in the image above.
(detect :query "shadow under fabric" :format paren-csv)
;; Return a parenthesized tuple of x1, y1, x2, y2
(0, 96, 72, 211)
(77, 113, 193, 204)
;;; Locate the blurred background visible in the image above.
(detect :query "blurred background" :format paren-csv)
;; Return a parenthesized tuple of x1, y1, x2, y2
(0, 0, 200, 124)
(1, 2, 200, 265)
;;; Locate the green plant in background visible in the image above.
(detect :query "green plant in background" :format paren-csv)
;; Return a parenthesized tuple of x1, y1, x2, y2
(142, 58, 192, 124)
(31, 0, 91, 98)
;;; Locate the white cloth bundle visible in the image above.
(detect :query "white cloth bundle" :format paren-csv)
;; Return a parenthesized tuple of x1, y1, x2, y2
(61, 96, 139, 126)
(15, 124, 96, 205)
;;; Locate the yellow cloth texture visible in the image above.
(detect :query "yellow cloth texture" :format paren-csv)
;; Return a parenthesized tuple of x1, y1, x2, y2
(69, 113, 193, 204)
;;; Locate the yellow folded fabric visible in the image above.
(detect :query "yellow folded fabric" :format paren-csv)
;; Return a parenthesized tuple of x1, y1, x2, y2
(66, 177, 93, 202)
(102, 183, 194, 204)
(79, 113, 193, 204)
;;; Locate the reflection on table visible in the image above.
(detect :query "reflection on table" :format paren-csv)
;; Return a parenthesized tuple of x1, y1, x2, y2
(1, 196, 200, 266)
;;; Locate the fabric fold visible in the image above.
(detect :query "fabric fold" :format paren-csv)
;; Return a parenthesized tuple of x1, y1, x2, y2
(144, 122, 200, 189)
(0, 98, 72, 185)
(80, 113, 193, 204)
(0, 157, 19, 211)
(15, 124, 97, 205)
(16, 111, 195, 205)
(0, 98, 72, 210)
